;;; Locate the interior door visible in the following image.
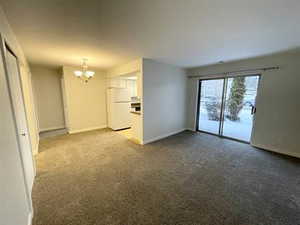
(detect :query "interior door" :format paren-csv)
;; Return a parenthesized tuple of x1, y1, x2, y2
(197, 79, 224, 134)
(222, 75, 260, 142)
(5, 49, 35, 192)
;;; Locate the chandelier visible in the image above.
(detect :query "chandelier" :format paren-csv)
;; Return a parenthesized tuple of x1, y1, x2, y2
(74, 58, 95, 83)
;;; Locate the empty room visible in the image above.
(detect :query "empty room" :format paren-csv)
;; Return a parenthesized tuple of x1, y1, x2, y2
(0, 1, 299, 225)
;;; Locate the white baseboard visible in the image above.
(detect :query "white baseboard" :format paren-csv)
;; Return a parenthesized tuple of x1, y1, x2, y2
(39, 126, 65, 132)
(251, 143, 300, 159)
(69, 125, 107, 134)
(186, 127, 196, 132)
(143, 128, 187, 145)
(27, 212, 33, 225)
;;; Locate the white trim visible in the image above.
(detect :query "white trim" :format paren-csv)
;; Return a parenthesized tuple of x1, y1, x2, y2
(143, 128, 187, 145)
(32, 141, 39, 156)
(61, 77, 70, 130)
(68, 125, 107, 134)
(192, 81, 199, 131)
(27, 212, 33, 225)
(39, 126, 65, 132)
(251, 143, 300, 159)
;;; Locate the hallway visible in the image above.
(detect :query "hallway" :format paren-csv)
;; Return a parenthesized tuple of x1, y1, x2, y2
(32, 129, 300, 225)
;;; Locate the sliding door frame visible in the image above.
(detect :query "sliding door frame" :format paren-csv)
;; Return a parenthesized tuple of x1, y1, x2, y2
(196, 74, 261, 144)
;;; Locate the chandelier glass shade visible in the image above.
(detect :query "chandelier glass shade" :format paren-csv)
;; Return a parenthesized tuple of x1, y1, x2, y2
(74, 58, 95, 83)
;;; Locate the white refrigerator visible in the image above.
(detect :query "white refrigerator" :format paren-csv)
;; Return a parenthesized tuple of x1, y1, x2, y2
(107, 87, 131, 130)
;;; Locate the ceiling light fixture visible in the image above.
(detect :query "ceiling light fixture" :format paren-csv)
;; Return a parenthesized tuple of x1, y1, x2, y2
(74, 58, 95, 83)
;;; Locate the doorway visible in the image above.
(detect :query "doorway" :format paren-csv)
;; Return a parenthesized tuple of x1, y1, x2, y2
(197, 75, 260, 142)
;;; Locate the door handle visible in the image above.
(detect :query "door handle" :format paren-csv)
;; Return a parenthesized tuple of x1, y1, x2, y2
(251, 106, 256, 115)
(21, 133, 26, 136)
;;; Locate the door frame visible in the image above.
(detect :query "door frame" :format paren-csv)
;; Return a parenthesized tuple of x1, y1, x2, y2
(196, 74, 261, 144)
(0, 34, 34, 213)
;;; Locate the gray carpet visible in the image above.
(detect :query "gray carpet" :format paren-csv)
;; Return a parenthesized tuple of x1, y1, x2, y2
(32, 129, 300, 225)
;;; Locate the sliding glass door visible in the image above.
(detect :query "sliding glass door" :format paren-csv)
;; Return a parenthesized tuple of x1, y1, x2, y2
(198, 79, 224, 134)
(197, 75, 260, 142)
(222, 76, 260, 141)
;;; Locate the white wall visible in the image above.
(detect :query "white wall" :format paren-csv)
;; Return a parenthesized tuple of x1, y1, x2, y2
(108, 59, 142, 78)
(109, 59, 188, 144)
(0, 6, 33, 225)
(0, 7, 39, 156)
(63, 66, 107, 133)
(186, 50, 300, 158)
(31, 66, 65, 132)
(143, 59, 187, 144)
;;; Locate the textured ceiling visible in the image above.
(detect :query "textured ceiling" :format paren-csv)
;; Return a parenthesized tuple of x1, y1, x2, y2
(1, 0, 300, 69)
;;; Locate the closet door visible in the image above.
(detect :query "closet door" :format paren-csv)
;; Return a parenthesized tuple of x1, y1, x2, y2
(5, 49, 35, 192)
